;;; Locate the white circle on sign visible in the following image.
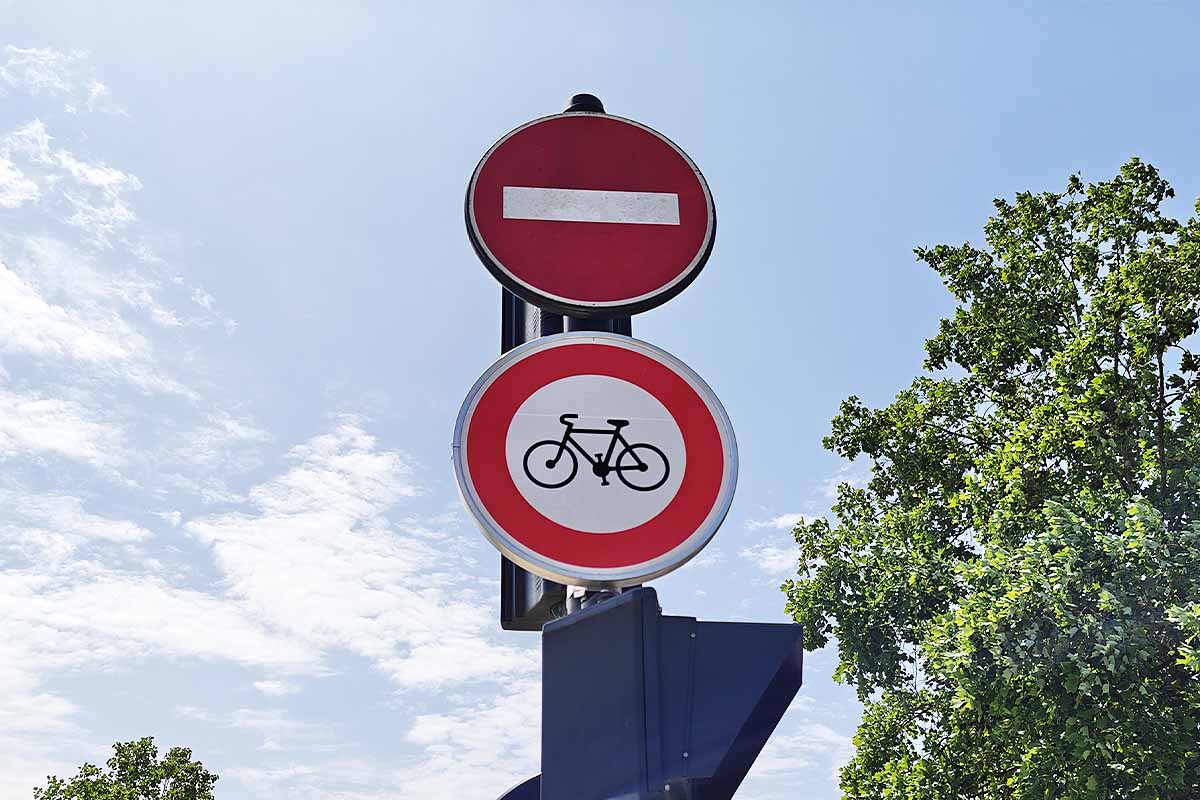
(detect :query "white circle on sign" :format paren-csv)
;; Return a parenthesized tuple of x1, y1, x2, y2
(505, 374, 686, 533)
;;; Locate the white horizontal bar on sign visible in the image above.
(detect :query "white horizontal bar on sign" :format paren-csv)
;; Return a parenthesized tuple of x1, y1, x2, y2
(502, 186, 680, 225)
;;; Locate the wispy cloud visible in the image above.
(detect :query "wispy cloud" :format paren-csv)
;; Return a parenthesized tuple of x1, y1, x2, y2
(0, 409, 543, 795)
(174, 705, 334, 753)
(0, 513, 320, 796)
(0, 120, 236, 361)
(747, 512, 812, 531)
(399, 679, 540, 796)
(253, 680, 302, 697)
(739, 542, 799, 576)
(683, 546, 725, 569)
(750, 721, 854, 782)
(741, 513, 808, 576)
(0, 386, 124, 468)
(185, 419, 537, 690)
(0, 490, 149, 562)
(223, 679, 542, 799)
(0, 47, 300, 795)
(0, 45, 125, 115)
(0, 256, 141, 363)
(820, 465, 869, 500)
(3, 118, 140, 247)
(0, 154, 39, 207)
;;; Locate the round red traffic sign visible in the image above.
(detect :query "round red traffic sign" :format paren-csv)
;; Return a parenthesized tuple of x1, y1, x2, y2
(453, 333, 736, 586)
(466, 113, 716, 317)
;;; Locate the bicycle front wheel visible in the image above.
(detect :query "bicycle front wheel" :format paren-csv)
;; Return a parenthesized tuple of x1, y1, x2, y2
(522, 440, 579, 489)
(616, 443, 670, 492)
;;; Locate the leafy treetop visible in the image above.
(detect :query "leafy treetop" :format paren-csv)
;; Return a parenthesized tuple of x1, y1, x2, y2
(785, 159, 1200, 799)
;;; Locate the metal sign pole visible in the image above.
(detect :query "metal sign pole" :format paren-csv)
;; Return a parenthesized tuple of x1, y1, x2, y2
(499, 287, 632, 625)
(499, 289, 565, 629)
(498, 93, 634, 628)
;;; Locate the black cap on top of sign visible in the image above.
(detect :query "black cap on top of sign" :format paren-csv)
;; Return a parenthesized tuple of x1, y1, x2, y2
(465, 94, 716, 317)
(564, 93, 605, 113)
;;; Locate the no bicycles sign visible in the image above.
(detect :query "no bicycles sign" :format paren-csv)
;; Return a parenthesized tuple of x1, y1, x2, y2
(453, 332, 737, 586)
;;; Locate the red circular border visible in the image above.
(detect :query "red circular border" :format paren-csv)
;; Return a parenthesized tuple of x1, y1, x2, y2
(464, 342, 724, 569)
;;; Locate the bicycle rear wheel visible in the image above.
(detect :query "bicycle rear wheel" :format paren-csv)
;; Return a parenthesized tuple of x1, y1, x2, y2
(616, 443, 670, 492)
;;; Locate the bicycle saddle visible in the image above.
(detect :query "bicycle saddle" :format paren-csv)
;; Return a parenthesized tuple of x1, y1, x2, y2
(559, 413, 580, 424)
(606, 419, 630, 428)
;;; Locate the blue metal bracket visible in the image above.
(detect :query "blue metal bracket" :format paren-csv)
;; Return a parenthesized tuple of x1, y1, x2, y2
(498, 775, 540, 800)
(538, 587, 803, 800)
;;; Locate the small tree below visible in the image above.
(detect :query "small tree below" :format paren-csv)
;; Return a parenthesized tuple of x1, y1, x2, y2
(34, 737, 218, 800)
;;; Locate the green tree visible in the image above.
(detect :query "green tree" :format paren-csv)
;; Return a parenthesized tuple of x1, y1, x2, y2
(34, 737, 218, 800)
(785, 159, 1200, 799)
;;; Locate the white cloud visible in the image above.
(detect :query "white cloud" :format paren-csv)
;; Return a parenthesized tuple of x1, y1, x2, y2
(3, 119, 141, 246)
(253, 680, 301, 697)
(0, 46, 82, 95)
(749, 721, 854, 782)
(0, 241, 204, 398)
(741, 513, 813, 574)
(747, 512, 811, 530)
(0, 491, 318, 680)
(739, 542, 799, 576)
(0, 684, 79, 800)
(384, 636, 537, 688)
(0, 258, 140, 362)
(0, 490, 149, 563)
(185, 419, 536, 689)
(0, 50, 283, 796)
(0, 550, 319, 798)
(157, 410, 270, 494)
(175, 705, 333, 753)
(0, 112, 238, 405)
(0, 46, 125, 114)
(3, 575, 318, 670)
(0, 387, 124, 468)
(224, 680, 542, 800)
(5, 235, 231, 338)
(399, 679, 540, 797)
(0, 155, 39, 207)
(683, 546, 725, 569)
(820, 465, 869, 500)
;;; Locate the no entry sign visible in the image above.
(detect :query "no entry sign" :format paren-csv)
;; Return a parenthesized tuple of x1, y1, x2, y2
(453, 332, 736, 586)
(466, 113, 716, 317)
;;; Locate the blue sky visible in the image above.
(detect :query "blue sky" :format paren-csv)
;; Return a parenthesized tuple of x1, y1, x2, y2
(2, 2, 1199, 798)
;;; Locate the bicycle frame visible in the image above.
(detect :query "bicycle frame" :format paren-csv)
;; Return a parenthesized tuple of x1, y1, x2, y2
(552, 420, 647, 471)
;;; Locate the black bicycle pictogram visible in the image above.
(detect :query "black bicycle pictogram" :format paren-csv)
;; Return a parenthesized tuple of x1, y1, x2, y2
(522, 413, 670, 492)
